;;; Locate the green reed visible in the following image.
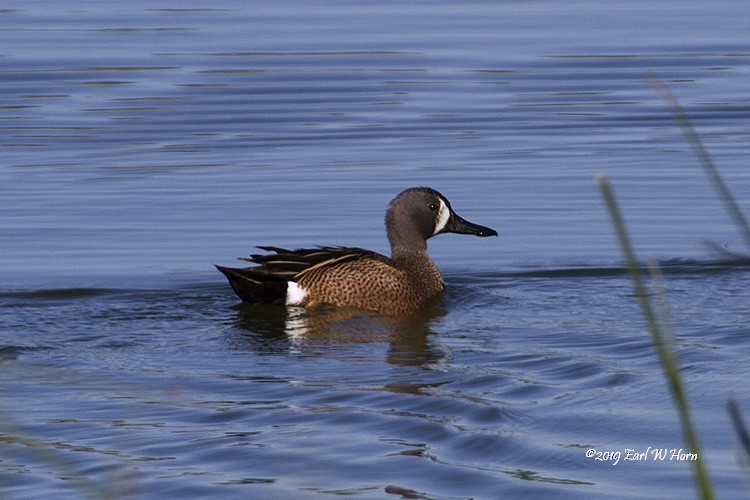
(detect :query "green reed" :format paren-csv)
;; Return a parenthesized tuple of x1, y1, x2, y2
(597, 175, 714, 500)
(652, 76, 750, 491)
(0, 408, 113, 500)
(728, 398, 750, 491)
(649, 74, 750, 253)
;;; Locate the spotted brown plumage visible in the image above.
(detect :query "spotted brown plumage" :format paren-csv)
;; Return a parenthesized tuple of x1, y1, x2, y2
(216, 187, 497, 315)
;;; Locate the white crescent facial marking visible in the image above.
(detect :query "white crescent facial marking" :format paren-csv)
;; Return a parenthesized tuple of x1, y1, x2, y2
(286, 281, 308, 306)
(433, 198, 450, 235)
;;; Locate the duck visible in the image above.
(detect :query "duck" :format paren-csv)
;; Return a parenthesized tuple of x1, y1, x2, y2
(216, 187, 497, 315)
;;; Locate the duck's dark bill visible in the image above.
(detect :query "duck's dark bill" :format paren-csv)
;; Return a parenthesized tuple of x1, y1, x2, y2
(444, 213, 498, 237)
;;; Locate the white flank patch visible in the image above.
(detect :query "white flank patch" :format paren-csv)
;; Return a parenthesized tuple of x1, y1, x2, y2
(285, 281, 308, 306)
(433, 198, 450, 235)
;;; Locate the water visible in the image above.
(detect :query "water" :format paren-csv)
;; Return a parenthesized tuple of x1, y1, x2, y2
(2, 1, 749, 498)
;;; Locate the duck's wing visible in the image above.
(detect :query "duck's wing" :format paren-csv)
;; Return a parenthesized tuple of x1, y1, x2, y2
(242, 246, 382, 277)
(216, 246, 390, 304)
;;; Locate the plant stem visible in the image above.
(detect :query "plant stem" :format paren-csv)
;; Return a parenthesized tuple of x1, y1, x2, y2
(649, 74, 750, 252)
(597, 174, 714, 500)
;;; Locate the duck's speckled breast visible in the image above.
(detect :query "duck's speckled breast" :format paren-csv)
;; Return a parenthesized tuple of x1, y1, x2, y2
(298, 256, 444, 315)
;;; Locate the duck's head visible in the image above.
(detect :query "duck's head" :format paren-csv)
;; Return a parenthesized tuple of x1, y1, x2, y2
(385, 187, 498, 252)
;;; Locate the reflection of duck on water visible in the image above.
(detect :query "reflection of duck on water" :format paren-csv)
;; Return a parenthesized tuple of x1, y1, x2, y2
(229, 299, 449, 369)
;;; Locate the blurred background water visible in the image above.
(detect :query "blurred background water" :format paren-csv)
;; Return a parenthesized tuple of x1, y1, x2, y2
(1, 1, 749, 498)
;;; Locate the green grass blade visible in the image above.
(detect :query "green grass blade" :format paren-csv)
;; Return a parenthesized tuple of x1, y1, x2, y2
(727, 398, 750, 491)
(0, 408, 114, 500)
(597, 174, 715, 500)
(649, 74, 750, 252)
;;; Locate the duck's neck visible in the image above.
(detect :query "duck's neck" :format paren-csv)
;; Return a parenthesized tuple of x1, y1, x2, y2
(387, 221, 429, 270)
(385, 210, 444, 293)
(391, 247, 445, 295)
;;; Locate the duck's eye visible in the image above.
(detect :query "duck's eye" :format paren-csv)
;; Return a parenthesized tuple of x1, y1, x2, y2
(429, 203, 438, 211)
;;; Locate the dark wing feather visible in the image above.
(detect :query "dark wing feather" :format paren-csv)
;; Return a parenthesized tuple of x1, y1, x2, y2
(241, 246, 385, 278)
(216, 246, 390, 304)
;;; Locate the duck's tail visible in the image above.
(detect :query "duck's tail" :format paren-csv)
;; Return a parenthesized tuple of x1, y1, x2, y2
(215, 265, 288, 304)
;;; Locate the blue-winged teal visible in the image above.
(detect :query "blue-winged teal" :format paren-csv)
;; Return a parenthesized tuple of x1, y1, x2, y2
(216, 187, 497, 315)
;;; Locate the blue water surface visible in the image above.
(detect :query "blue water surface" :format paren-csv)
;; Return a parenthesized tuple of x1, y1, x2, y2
(1, 1, 749, 498)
